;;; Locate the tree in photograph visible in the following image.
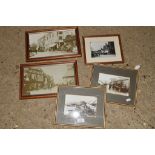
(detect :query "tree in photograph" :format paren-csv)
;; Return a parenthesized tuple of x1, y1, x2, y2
(29, 43, 37, 52)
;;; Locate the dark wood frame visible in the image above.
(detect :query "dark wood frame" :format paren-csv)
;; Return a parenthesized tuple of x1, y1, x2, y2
(83, 34, 124, 65)
(25, 26, 81, 62)
(19, 60, 79, 100)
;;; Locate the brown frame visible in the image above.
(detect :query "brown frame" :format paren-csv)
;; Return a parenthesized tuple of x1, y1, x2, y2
(83, 34, 124, 65)
(25, 26, 81, 62)
(19, 60, 79, 100)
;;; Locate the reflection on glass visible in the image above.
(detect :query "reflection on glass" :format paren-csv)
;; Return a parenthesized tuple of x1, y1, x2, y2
(71, 111, 80, 119)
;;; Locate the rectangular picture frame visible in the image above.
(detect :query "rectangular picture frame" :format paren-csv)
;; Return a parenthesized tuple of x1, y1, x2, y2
(25, 27, 81, 62)
(83, 34, 124, 64)
(55, 86, 105, 128)
(20, 60, 79, 99)
(91, 65, 138, 105)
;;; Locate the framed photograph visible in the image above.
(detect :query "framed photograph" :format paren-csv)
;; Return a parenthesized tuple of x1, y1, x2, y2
(83, 34, 124, 64)
(20, 60, 79, 99)
(91, 65, 138, 105)
(25, 27, 81, 62)
(55, 86, 105, 128)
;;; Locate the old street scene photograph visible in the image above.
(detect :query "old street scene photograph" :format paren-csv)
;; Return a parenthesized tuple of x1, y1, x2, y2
(64, 94, 97, 118)
(90, 41, 116, 58)
(98, 73, 130, 96)
(23, 63, 75, 96)
(29, 29, 78, 58)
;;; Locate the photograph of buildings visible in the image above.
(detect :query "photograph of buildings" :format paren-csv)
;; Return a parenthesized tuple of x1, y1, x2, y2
(64, 94, 97, 118)
(23, 63, 76, 96)
(90, 41, 116, 58)
(98, 73, 130, 96)
(29, 29, 78, 58)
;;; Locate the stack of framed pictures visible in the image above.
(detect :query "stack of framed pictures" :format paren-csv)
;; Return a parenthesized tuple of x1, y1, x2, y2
(20, 27, 81, 99)
(19, 27, 139, 128)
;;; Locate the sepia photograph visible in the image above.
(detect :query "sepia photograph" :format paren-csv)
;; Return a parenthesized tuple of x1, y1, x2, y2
(20, 61, 79, 99)
(98, 73, 130, 96)
(83, 35, 124, 64)
(64, 94, 97, 118)
(90, 41, 116, 58)
(26, 27, 81, 61)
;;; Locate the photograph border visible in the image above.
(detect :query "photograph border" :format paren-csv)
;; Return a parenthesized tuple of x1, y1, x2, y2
(55, 86, 105, 128)
(19, 60, 79, 100)
(91, 65, 138, 106)
(25, 26, 82, 62)
(83, 34, 124, 65)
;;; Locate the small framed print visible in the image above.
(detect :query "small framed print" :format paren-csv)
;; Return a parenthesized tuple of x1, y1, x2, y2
(83, 34, 124, 64)
(20, 60, 79, 99)
(25, 27, 81, 62)
(55, 86, 105, 128)
(91, 65, 138, 105)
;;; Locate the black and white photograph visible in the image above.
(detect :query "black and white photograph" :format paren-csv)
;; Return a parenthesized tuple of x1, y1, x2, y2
(90, 41, 116, 58)
(20, 61, 79, 99)
(64, 94, 97, 118)
(91, 65, 138, 105)
(98, 73, 130, 96)
(56, 86, 105, 127)
(83, 35, 124, 64)
(26, 27, 81, 61)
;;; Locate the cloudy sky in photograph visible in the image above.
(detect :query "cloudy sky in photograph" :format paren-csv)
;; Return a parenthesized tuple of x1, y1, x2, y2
(29, 63, 74, 83)
(98, 73, 130, 86)
(90, 41, 108, 51)
(29, 29, 76, 45)
(65, 94, 97, 105)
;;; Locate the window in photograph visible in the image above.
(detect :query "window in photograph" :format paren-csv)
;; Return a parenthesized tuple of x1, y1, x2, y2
(20, 61, 79, 99)
(25, 27, 81, 62)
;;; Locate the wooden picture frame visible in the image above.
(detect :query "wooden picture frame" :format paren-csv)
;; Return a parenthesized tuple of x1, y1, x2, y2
(25, 27, 81, 62)
(91, 65, 138, 105)
(55, 86, 105, 128)
(83, 34, 124, 65)
(19, 60, 79, 100)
